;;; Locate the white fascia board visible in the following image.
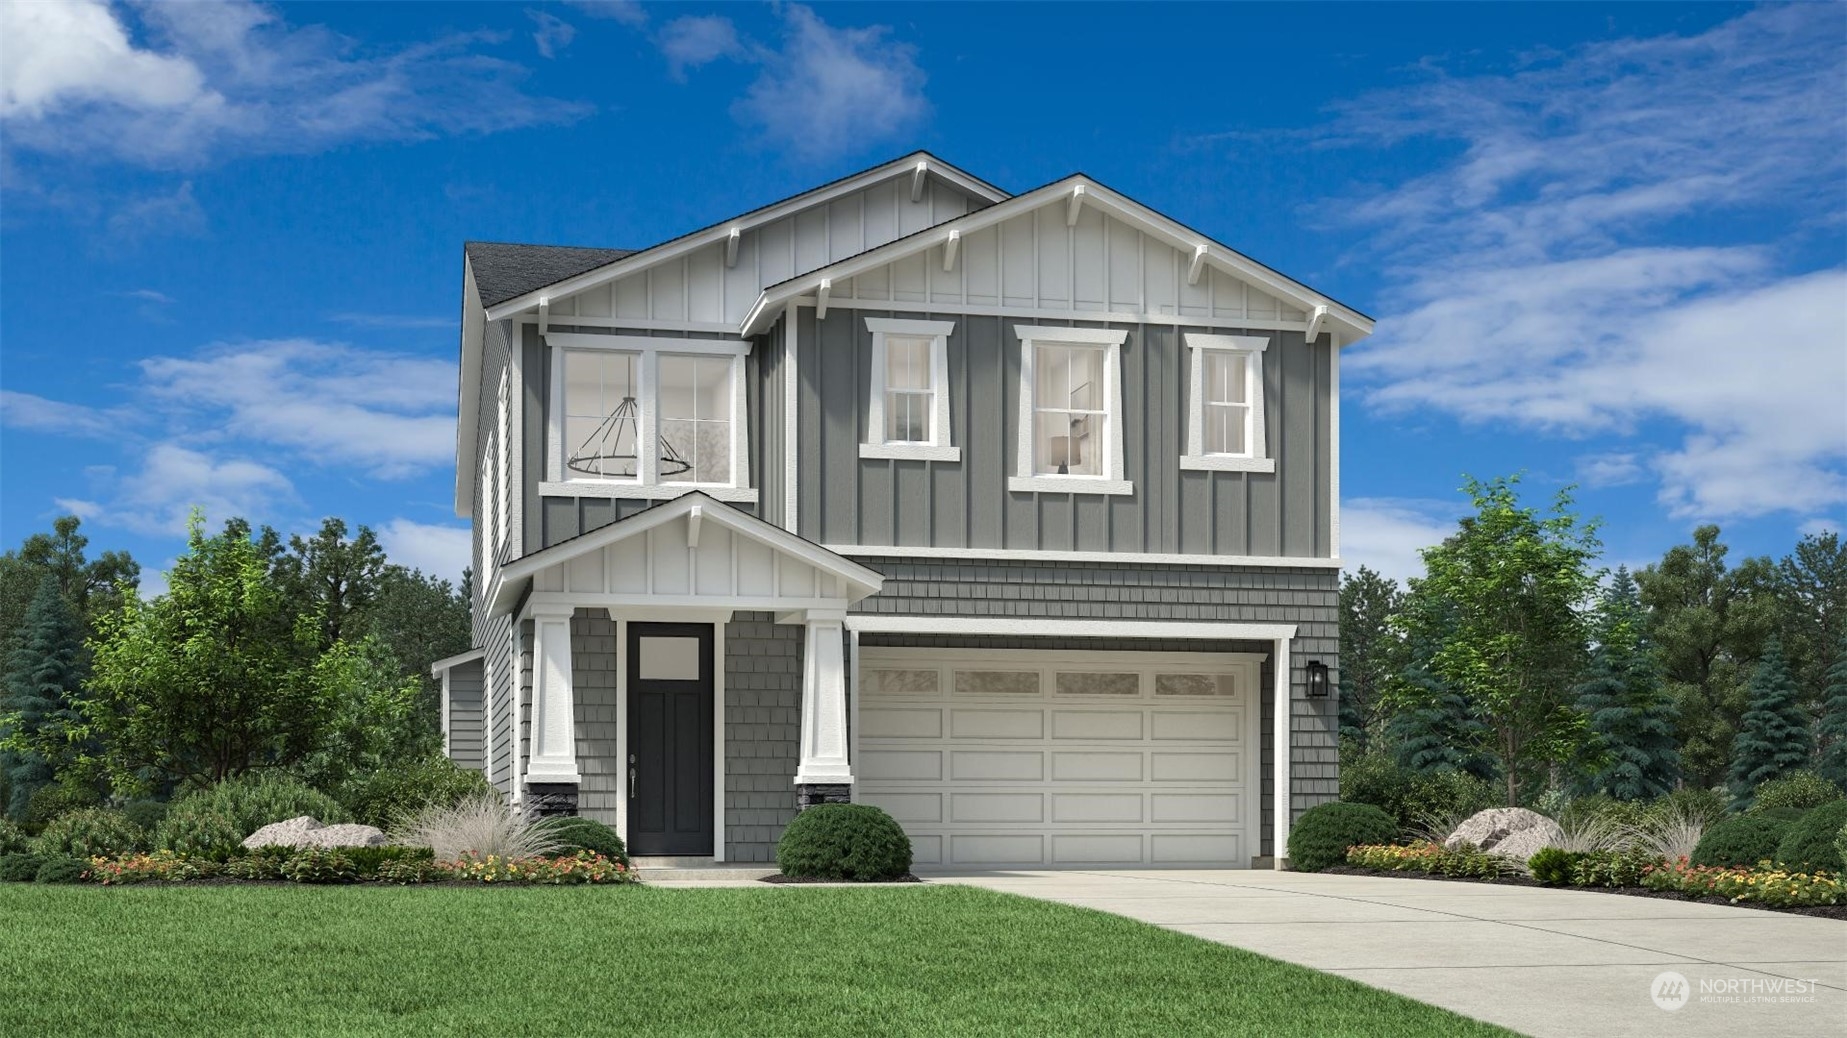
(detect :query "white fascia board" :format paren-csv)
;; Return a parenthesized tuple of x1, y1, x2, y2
(740, 176, 1375, 342)
(429, 647, 486, 677)
(843, 616, 1299, 642)
(484, 153, 1009, 322)
(456, 256, 485, 517)
(825, 544, 1341, 569)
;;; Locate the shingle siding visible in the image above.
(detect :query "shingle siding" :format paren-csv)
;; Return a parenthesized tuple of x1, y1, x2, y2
(723, 612, 802, 862)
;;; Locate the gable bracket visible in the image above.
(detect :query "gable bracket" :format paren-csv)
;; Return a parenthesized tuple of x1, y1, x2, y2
(1304, 304, 1329, 342)
(942, 229, 961, 272)
(1067, 184, 1086, 227)
(816, 278, 832, 320)
(725, 228, 741, 269)
(911, 161, 928, 203)
(1186, 244, 1208, 286)
(538, 296, 550, 336)
(687, 504, 703, 549)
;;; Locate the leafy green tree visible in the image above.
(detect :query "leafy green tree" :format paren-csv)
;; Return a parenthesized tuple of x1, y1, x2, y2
(367, 565, 472, 728)
(1387, 476, 1600, 806)
(274, 518, 387, 650)
(1636, 525, 1777, 788)
(1575, 568, 1680, 800)
(0, 577, 88, 818)
(1338, 567, 1404, 752)
(1773, 532, 1847, 705)
(1814, 650, 1847, 789)
(0, 516, 139, 657)
(1728, 638, 1814, 807)
(295, 640, 438, 794)
(80, 516, 348, 792)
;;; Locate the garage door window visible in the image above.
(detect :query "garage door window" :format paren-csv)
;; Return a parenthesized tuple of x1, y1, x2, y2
(1155, 674, 1239, 697)
(1055, 672, 1139, 697)
(954, 671, 1040, 696)
(865, 669, 938, 695)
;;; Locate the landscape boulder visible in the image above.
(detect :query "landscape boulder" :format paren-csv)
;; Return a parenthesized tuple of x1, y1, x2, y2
(1444, 808, 1564, 862)
(243, 816, 388, 850)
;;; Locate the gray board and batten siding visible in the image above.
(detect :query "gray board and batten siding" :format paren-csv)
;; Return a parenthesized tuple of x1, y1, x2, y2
(519, 312, 1333, 559)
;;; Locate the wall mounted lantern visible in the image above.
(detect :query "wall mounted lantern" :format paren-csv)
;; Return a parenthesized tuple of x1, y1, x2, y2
(1305, 660, 1331, 698)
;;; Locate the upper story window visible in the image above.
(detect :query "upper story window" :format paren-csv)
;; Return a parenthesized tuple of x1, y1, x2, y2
(1182, 333, 1273, 473)
(862, 317, 958, 462)
(545, 333, 754, 501)
(1009, 325, 1131, 496)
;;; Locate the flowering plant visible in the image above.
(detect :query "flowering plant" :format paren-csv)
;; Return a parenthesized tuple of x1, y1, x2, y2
(442, 851, 636, 885)
(88, 850, 219, 885)
(1642, 858, 1844, 908)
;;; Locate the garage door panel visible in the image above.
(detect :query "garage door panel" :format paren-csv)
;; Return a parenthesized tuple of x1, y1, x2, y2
(862, 707, 943, 739)
(861, 750, 942, 781)
(951, 834, 1043, 865)
(1151, 710, 1240, 741)
(1051, 751, 1143, 781)
(1151, 793, 1241, 823)
(1152, 834, 1241, 864)
(862, 792, 942, 823)
(1151, 752, 1241, 782)
(950, 709, 1043, 739)
(1052, 834, 1144, 864)
(1052, 793, 1144, 823)
(951, 750, 1044, 781)
(1051, 710, 1143, 740)
(950, 793, 1044, 823)
(909, 835, 943, 865)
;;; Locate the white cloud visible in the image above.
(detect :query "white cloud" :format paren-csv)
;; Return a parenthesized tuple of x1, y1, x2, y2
(1, 390, 120, 438)
(1323, 6, 1847, 523)
(565, 1, 647, 27)
(1800, 517, 1842, 538)
(730, 5, 928, 161)
(1576, 451, 1645, 489)
(123, 288, 175, 304)
(377, 518, 471, 583)
(658, 15, 743, 79)
(529, 10, 576, 59)
(73, 443, 297, 536)
(1340, 497, 1459, 585)
(1, 0, 586, 168)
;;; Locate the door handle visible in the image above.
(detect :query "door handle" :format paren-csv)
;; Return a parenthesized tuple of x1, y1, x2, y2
(629, 767, 637, 796)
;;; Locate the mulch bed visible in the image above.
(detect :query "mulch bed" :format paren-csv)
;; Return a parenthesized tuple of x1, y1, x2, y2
(1323, 865, 1847, 920)
(760, 873, 922, 884)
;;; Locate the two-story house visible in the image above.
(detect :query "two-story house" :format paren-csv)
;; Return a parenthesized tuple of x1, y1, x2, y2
(431, 153, 1372, 870)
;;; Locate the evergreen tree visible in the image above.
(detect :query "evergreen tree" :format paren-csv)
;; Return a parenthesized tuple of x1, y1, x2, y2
(1386, 625, 1496, 780)
(1338, 567, 1404, 752)
(1575, 568, 1680, 800)
(1817, 650, 1847, 789)
(0, 576, 88, 818)
(1727, 638, 1814, 807)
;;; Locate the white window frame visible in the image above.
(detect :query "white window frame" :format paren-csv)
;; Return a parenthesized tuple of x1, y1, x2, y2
(1009, 325, 1132, 496)
(494, 370, 511, 554)
(861, 317, 958, 462)
(1182, 333, 1274, 473)
(541, 333, 755, 502)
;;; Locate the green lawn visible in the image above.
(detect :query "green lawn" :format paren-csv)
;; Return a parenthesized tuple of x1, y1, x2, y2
(0, 884, 1513, 1037)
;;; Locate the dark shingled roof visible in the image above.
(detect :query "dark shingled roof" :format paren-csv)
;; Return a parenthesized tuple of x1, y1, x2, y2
(465, 241, 637, 309)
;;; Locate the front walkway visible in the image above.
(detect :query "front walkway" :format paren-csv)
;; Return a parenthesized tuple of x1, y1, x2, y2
(931, 869, 1845, 1038)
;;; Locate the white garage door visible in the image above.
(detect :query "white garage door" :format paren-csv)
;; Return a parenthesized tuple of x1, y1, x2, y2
(856, 647, 1263, 868)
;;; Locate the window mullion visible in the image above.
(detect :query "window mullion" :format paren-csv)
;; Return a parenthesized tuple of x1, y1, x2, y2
(638, 350, 660, 485)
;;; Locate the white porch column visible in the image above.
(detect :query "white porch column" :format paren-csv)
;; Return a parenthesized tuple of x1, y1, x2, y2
(1273, 635, 1292, 870)
(525, 603, 582, 786)
(794, 611, 853, 792)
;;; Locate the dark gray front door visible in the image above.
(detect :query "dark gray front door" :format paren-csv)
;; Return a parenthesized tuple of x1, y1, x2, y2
(627, 622, 715, 856)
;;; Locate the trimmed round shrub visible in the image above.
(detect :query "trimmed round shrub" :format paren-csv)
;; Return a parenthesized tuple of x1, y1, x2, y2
(23, 783, 101, 832)
(1753, 806, 1809, 825)
(0, 818, 29, 856)
(154, 800, 248, 860)
(776, 804, 912, 881)
(31, 808, 146, 859)
(1339, 754, 1496, 835)
(541, 817, 629, 865)
(1691, 814, 1795, 868)
(1528, 846, 1588, 887)
(1750, 771, 1844, 815)
(337, 756, 493, 829)
(1834, 822, 1847, 873)
(1287, 801, 1399, 873)
(1774, 800, 1847, 873)
(0, 853, 45, 882)
(122, 800, 171, 833)
(34, 855, 90, 884)
(280, 848, 358, 884)
(171, 772, 348, 841)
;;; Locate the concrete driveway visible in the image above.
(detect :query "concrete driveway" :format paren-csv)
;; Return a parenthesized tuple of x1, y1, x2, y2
(932, 869, 1846, 1038)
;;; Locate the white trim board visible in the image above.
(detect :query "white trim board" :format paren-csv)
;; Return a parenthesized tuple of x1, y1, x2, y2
(428, 647, 486, 676)
(827, 544, 1341, 569)
(843, 616, 1296, 642)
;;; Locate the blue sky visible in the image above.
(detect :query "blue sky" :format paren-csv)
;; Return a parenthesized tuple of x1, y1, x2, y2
(2, 1, 1843, 593)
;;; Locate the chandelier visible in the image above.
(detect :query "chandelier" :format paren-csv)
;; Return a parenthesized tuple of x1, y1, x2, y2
(565, 396, 691, 477)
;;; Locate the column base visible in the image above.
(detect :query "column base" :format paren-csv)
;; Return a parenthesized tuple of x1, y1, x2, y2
(523, 783, 579, 819)
(795, 783, 852, 810)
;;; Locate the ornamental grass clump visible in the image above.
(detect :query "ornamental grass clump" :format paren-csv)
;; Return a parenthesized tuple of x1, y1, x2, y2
(390, 793, 562, 861)
(1621, 805, 1708, 863)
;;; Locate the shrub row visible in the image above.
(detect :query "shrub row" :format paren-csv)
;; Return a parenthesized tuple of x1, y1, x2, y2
(1528, 846, 1661, 888)
(1343, 842, 1512, 878)
(1692, 801, 1847, 872)
(1642, 859, 1845, 908)
(2, 847, 634, 886)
